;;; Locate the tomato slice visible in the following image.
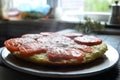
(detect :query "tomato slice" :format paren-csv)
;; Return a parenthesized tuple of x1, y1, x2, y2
(74, 36, 102, 46)
(47, 47, 84, 62)
(19, 42, 47, 55)
(37, 33, 75, 47)
(39, 32, 54, 36)
(21, 34, 43, 40)
(64, 33, 83, 39)
(4, 38, 35, 51)
(4, 38, 20, 51)
(72, 44, 94, 53)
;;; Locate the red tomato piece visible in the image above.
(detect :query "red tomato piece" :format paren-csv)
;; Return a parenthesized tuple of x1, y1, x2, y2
(74, 36, 102, 46)
(39, 32, 55, 36)
(21, 34, 43, 40)
(4, 38, 19, 51)
(72, 44, 94, 53)
(19, 42, 47, 55)
(37, 33, 75, 47)
(4, 38, 35, 51)
(64, 33, 83, 39)
(47, 47, 84, 62)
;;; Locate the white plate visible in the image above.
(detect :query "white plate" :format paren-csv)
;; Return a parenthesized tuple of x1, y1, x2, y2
(0, 45, 119, 78)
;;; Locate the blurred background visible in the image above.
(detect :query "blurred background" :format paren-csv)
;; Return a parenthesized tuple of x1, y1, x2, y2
(0, 0, 115, 21)
(0, 0, 118, 47)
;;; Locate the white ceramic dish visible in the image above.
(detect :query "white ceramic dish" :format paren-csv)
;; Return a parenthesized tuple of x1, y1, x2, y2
(0, 45, 119, 78)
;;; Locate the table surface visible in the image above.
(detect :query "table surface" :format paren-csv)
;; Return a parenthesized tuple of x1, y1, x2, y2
(0, 31, 120, 80)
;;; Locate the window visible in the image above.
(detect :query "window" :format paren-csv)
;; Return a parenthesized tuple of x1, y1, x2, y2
(59, 0, 114, 12)
(54, 0, 115, 22)
(9, 0, 114, 12)
(84, 0, 114, 12)
(3, 0, 115, 21)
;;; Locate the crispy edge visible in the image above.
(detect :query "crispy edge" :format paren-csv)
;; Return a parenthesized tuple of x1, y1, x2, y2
(10, 43, 108, 65)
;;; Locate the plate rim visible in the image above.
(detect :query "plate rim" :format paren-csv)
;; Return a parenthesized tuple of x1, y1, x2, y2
(0, 45, 119, 78)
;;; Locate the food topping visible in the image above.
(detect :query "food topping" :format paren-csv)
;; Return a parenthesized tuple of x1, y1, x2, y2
(4, 38, 35, 51)
(4, 32, 103, 61)
(64, 33, 83, 39)
(21, 34, 43, 40)
(74, 35, 102, 46)
(47, 47, 84, 62)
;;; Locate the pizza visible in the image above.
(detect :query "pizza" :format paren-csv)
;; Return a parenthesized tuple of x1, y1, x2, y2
(4, 32, 108, 65)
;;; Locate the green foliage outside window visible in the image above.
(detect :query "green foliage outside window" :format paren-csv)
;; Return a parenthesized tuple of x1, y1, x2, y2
(84, 0, 114, 12)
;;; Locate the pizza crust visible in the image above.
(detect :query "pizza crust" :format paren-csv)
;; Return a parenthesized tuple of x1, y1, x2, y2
(11, 43, 107, 65)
